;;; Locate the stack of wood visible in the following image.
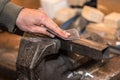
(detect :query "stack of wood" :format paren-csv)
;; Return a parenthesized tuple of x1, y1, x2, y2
(54, 0, 120, 44)
(82, 6, 120, 40)
(80, 5, 120, 43)
(97, 0, 120, 41)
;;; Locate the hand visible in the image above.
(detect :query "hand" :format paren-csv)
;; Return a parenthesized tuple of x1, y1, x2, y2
(16, 8, 70, 38)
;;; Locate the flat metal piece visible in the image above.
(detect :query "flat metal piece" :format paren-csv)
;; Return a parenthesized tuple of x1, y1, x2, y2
(65, 28, 80, 40)
(47, 28, 80, 40)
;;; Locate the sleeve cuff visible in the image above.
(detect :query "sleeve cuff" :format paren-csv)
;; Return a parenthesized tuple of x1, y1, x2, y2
(0, 2, 23, 32)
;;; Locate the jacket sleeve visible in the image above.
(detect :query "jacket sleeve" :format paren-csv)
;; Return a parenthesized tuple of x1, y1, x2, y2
(0, 0, 23, 32)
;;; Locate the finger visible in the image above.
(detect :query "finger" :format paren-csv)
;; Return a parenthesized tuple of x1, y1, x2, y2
(40, 24, 70, 39)
(30, 26, 55, 38)
(41, 17, 70, 38)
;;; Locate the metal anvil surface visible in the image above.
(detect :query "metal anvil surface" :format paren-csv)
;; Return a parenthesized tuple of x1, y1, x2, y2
(17, 34, 61, 80)
(16, 33, 109, 80)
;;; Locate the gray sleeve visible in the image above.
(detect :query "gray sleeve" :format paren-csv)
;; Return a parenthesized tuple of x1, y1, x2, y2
(0, 0, 23, 32)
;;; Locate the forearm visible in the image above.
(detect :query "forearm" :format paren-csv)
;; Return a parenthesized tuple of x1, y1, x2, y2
(0, 0, 23, 32)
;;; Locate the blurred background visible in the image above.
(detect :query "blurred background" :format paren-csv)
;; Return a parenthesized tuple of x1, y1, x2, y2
(1, 0, 120, 80)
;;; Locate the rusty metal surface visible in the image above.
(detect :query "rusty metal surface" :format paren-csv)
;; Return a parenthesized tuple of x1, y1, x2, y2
(17, 33, 61, 80)
(65, 56, 120, 80)
(60, 38, 108, 60)
(83, 56, 120, 80)
(17, 33, 120, 80)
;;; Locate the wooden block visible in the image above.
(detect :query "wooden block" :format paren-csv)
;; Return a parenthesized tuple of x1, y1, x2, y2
(86, 23, 117, 40)
(104, 12, 120, 29)
(97, 0, 120, 14)
(11, 0, 41, 8)
(55, 8, 77, 23)
(81, 6, 105, 23)
(67, 0, 88, 6)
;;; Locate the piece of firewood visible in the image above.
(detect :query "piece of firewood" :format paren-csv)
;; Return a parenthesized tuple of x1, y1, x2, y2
(81, 6, 105, 23)
(55, 8, 77, 24)
(86, 23, 117, 40)
(104, 12, 120, 29)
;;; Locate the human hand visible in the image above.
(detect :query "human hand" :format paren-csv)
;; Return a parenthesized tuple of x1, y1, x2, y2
(16, 8, 70, 38)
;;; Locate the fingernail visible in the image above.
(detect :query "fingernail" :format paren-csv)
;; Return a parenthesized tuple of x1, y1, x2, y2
(66, 32, 70, 36)
(63, 31, 70, 36)
(50, 34, 55, 38)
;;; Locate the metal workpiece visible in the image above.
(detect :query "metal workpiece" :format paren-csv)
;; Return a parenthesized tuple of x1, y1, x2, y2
(60, 38, 108, 60)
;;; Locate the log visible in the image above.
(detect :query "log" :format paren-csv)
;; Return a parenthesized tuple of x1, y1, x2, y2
(81, 6, 104, 23)
(86, 23, 117, 40)
(104, 12, 120, 29)
(55, 8, 77, 24)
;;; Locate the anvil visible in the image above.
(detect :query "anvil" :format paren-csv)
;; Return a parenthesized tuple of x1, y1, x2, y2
(16, 33, 120, 80)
